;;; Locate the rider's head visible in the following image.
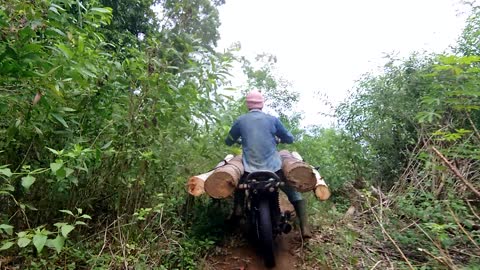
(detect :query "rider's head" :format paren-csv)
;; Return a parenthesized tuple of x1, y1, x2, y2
(246, 90, 264, 110)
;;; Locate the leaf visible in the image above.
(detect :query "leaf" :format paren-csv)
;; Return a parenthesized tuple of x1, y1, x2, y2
(70, 177, 78, 186)
(50, 3, 65, 12)
(80, 214, 92, 219)
(60, 107, 76, 112)
(0, 168, 12, 177)
(34, 126, 43, 135)
(47, 27, 66, 37)
(33, 234, 47, 253)
(59, 210, 74, 216)
(101, 141, 112, 149)
(17, 237, 31, 248)
(46, 65, 62, 76)
(23, 203, 38, 211)
(63, 167, 74, 178)
(78, 67, 96, 78)
(0, 224, 14, 235)
(54, 222, 67, 229)
(54, 168, 66, 179)
(50, 162, 63, 174)
(61, 224, 75, 238)
(56, 43, 73, 59)
(1, 184, 15, 192)
(75, 221, 87, 226)
(46, 147, 63, 156)
(0, 241, 14, 251)
(21, 175, 36, 190)
(51, 113, 68, 128)
(90, 7, 111, 14)
(77, 0, 87, 11)
(47, 235, 65, 253)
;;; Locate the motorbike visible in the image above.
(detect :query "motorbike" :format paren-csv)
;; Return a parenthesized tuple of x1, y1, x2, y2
(237, 170, 292, 268)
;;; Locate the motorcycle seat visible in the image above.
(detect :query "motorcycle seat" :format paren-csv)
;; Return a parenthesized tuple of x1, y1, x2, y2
(246, 171, 280, 182)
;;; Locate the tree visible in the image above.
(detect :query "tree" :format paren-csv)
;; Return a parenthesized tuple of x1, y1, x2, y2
(336, 54, 436, 187)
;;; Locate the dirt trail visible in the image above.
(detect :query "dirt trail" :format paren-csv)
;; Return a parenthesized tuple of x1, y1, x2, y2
(205, 194, 306, 270)
(207, 232, 303, 270)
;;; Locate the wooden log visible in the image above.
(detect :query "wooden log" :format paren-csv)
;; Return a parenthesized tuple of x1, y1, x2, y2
(204, 155, 244, 199)
(186, 155, 234, 197)
(187, 171, 212, 197)
(279, 150, 316, 192)
(313, 168, 331, 201)
(292, 151, 330, 199)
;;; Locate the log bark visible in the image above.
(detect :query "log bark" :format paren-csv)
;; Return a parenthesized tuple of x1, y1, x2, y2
(186, 155, 234, 197)
(279, 150, 316, 192)
(204, 155, 244, 199)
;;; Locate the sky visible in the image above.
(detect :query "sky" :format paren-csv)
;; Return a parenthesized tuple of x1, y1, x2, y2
(216, 0, 472, 127)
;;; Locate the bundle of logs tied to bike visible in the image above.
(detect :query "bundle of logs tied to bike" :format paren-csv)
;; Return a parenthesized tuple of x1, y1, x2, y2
(186, 150, 331, 201)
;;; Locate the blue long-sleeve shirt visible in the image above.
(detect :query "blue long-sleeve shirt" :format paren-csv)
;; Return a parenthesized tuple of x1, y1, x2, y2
(225, 109, 294, 172)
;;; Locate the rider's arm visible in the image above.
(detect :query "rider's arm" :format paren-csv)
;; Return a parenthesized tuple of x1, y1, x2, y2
(274, 118, 294, 144)
(225, 120, 241, 146)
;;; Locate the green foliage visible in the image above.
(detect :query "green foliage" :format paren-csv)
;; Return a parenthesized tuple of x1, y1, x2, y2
(293, 128, 369, 191)
(241, 53, 300, 117)
(2, 0, 479, 268)
(456, 6, 480, 56)
(0, 208, 90, 256)
(158, 0, 225, 49)
(329, 4, 480, 268)
(100, 0, 160, 37)
(0, 0, 233, 267)
(336, 54, 436, 187)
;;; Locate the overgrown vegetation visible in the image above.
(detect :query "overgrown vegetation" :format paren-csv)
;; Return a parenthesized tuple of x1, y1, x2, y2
(298, 5, 480, 269)
(1, 0, 479, 269)
(0, 0, 233, 268)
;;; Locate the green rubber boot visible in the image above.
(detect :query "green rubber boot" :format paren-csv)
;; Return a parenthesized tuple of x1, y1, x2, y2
(292, 200, 312, 239)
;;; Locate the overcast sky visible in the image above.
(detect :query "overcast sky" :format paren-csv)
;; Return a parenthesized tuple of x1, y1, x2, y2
(216, 0, 472, 127)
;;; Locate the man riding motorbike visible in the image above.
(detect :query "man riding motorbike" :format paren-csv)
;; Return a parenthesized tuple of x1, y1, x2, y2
(225, 90, 312, 239)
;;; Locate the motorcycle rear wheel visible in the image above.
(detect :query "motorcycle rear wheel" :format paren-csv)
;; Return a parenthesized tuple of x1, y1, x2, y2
(258, 199, 275, 268)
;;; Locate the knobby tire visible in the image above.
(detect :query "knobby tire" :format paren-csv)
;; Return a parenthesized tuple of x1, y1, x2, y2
(258, 198, 275, 268)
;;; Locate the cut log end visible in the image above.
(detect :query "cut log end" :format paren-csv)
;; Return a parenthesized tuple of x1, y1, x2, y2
(204, 171, 238, 199)
(314, 185, 331, 201)
(187, 176, 205, 197)
(280, 151, 317, 192)
(286, 167, 316, 192)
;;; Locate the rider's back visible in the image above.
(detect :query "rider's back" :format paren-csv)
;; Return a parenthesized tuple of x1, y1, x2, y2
(226, 109, 294, 173)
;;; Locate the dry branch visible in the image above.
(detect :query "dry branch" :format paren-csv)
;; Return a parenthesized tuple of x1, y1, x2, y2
(466, 111, 480, 141)
(369, 202, 414, 270)
(415, 223, 458, 269)
(447, 206, 480, 250)
(431, 147, 480, 198)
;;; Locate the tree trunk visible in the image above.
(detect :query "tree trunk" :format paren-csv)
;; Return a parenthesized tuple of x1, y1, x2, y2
(204, 155, 244, 199)
(279, 150, 316, 192)
(186, 155, 234, 197)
